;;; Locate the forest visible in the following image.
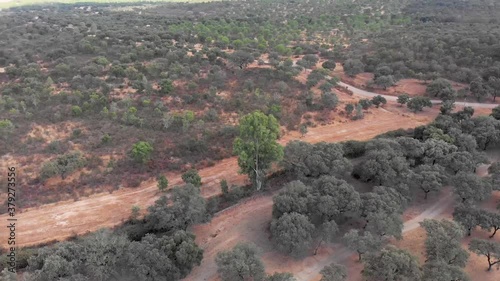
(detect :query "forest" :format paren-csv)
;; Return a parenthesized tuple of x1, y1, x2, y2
(0, 0, 500, 280)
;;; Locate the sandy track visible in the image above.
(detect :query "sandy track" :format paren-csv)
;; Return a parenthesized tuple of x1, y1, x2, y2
(0, 105, 430, 249)
(339, 81, 500, 109)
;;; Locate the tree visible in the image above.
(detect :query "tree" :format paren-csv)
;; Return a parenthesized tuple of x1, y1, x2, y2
(343, 229, 384, 261)
(362, 246, 422, 281)
(467, 116, 500, 150)
(343, 59, 364, 77)
(453, 205, 481, 236)
(374, 75, 395, 90)
(229, 51, 255, 69)
(321, 92, 339, 109)
(409, 164, 446, 199)
(314, 220, 339, 255)
(469, 238, 500, 271)
(470, 78, 490, 102)
(365, 212, 403, 239)
(426, 78, 456, 100)
(311, 176, 361, 223)
(270, 212, 315, 256)
(397, 93, 410, 106)
(440, 151, 476, 174)
(440, 99, 456, 115)
(157, 175, 169, 192)
(345, 103, 354, 115)
(159, 79, 174, 95)
(451, 172, 492, 203)
(322, 60, 336, 70)
(127, 231, 203, 280)
(492, 105, 500, 120)
(181, 169, 202, 187)
(272, 181, 313, 219)
(352, 148, 409, 186)
(407, 96, 432, 112)
(146, 184, 206, 233)
(421, 261, 470, 281)
(233, 111, 283, 190)
(489, 162, 500, 190)
(215, 243, 266, 281)
(320, 263, 347, 281)
(420, 219, 469, 267)
(488, 76, 500, 102)
(282, 141, 351, 179)
(359, 99, 372, 110)
(131, 141, 153, 164)
(299, 124, 308, 137)
(40, 151, 86, 180)
(478, 210, 500, 238)
(371, 95, 387, 108)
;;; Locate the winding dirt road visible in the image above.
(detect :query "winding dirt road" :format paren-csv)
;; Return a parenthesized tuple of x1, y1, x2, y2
(338, 81, 500, 109)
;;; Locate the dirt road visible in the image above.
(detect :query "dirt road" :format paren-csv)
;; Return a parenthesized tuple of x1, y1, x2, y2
(338, 81, 500, 109)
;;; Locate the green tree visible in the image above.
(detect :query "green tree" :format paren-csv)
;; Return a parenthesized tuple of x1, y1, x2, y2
(409, 164, 447, 199)
(182, 169, 202, 187)
(440, 100, 456, 115)
(478, 209, 500, 238)
(345, 103, 354, 116)
(157, 175, 169, 192)
(321, 92, 339, 109)
(343, 229, 384, 261)
(420, 219, 469, 267)
(127, 231, 203, 280)
(397, 93, 410, 106)
(320, 263, 347, 281)
(159, 79, 174, 95)
(362, 246, 422, 281)
(229, 51, 255, 69)
(451, 172, 492, 203)
(40, 151, 86, 180)
(421, 261, 470, 281)
(453, 204, 481, 236)
(407, 96, 433, 112)
(371, 95, 387, 107)
(426, 78, 456, 100)
(343, 59, 364, 77)
(322, 60, 336, 70)
(146, 184, 206, 232)
(131, 141, 153, 164)
(215, 243, 266, 281)
(469, 238, 500, 271)
(492, 105, 500, 120)
(270, 212, 315, 256)
(233, 111, 283, 190)
(374, 75, 394, 90)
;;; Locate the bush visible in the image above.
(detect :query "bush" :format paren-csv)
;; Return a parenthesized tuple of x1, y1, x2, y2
(182, 169, 202, 187)
(71, 105, 82, 116)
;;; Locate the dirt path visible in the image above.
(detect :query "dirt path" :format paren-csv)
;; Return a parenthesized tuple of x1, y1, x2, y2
(0, 105, 431, 249)
(338, 81, 500, 109)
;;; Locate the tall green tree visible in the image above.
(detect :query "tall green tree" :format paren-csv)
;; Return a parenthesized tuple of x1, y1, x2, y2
(233, 111, 283, 190)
